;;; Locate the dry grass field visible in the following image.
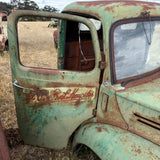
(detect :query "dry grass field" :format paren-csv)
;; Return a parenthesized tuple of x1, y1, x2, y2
(0, 21, 98, 160)
(18, 21, 58, 69)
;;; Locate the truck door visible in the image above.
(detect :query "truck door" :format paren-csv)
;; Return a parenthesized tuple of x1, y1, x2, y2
(8, 11, 101, 149)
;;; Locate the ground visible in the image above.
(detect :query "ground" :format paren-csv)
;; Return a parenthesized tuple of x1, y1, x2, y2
(0, 22, 99, 160)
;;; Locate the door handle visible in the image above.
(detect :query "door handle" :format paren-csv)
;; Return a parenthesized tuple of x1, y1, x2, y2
(12, 80, 28, 89)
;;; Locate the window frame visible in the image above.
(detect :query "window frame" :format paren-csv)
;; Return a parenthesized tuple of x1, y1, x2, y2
(12, 11, 101, 74)
(110, 17, 160, 85)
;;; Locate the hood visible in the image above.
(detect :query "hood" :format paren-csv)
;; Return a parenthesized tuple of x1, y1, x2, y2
(116, 78, 160, 112)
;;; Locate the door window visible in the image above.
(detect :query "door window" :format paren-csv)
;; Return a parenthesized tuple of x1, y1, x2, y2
(18, 16, 103, 71)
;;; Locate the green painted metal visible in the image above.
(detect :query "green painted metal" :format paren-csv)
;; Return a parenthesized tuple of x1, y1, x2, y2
(72, 123, 160, 160)
(63, 1, 160, 82)
(58, 19, 66, 69)
(63, 1, 160, 158)
(7, 1, 160, 159)
(116, 78, 160, 146)
(116, 78, 160, 112)
(8, 10, 101, 149)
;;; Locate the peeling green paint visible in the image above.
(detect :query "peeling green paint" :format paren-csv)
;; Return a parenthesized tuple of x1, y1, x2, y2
(8, 1, 160, 159)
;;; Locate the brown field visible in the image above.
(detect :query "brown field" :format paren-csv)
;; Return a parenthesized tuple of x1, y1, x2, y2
(0, 22, 98, 160)
(18, 21, 58, 69)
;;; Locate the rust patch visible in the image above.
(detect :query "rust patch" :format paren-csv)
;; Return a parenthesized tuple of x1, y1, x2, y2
(87, 100, 93, 108)
(122, 1, 157, 10)
(75, 99, 81, 107)
(97, 94, 128, 130)
(77, 1, 121, 7)
(64, 9, 100, 19)
(46, 82, 96, 88)
(46, 82, 65, 88)
(76, 0, 159, 10)
(61, 75, 64, 80)
(128, 120, 160, 148)
(104, 6, 115, 12)
(24, 87, 95, 106)
(130, 144, 142, 154)
(27, 67, 60, 76)
(96, 127, 102, 132)
(44, 120, 48, 125)
(135, 148, 142, 154)
(96, 126, 109, 133)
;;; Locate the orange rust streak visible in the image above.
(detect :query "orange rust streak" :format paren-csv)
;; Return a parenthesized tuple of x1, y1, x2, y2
(95, 127, 109, 133)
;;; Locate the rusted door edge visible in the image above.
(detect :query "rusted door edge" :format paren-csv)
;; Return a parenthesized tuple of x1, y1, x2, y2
(0, 122, 11, 160)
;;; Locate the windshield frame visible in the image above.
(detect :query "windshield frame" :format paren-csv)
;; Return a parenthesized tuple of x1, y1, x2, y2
(110, 17, 160, 86)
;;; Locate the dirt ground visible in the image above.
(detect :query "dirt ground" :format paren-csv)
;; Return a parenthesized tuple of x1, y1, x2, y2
(0, 22, 99, 160)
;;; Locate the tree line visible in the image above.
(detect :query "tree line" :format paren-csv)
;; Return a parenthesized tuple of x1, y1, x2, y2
(0, 0, 58, 15)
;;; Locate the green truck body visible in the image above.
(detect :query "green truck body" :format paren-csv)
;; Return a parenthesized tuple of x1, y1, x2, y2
(7, 1, 160, 159)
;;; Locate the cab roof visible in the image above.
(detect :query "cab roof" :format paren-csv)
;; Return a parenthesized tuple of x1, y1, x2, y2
(63, 1, 160, 20)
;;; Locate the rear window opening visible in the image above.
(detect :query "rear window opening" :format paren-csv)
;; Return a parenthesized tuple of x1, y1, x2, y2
(62, 18, 103, 71)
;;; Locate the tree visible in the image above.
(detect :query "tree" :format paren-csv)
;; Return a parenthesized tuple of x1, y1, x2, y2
(0, 2, 13, 14)
(0, 0, 58, 19)
(10, 0, 20, 8)
(17, 0, 39, 10)
(42, 5, 58, 12)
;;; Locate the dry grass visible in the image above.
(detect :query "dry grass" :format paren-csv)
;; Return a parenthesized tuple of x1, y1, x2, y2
(0, 53, 17, 129)
(18, 21, 57, 69)
(0, 21, 99, 160)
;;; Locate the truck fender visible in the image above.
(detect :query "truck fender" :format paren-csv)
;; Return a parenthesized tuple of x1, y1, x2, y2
(72, 123, 160, 160)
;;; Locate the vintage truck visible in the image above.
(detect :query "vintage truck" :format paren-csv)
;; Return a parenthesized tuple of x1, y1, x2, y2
(0, 12, 8, 53)
(6, 0, 160, 159)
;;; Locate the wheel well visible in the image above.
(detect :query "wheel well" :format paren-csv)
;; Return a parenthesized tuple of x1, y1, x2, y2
(73, 143, 100, 160)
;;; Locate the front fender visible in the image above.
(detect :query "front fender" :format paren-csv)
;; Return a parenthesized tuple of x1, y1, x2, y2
(72, 123, 160, 160)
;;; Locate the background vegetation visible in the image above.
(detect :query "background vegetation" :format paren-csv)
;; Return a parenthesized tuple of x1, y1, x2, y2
(0, 0, 58, 17)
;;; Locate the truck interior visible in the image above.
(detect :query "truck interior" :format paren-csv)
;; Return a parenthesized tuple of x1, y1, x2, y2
(62, 18, 103, 71)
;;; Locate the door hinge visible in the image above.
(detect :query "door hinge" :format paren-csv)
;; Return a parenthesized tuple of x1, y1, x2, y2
(92, 109, 97, 116)
(99, 61, 106, 69)
(99, 52, 106, 69)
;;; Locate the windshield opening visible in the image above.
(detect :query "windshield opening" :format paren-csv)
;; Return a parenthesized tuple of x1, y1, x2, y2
(113, 20, 160, 82)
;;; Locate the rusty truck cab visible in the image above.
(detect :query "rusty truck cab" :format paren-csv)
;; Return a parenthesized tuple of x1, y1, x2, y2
(8, 1, 160, 159)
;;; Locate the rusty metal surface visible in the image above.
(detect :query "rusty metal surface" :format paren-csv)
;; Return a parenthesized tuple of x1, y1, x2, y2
(14, 85, 97, 149)
(0, 122, 11, 160)
(7, 1, 160, 158)
(63, 0, 160, 84)
(96, 85, 128, 130)
(24, 87, 95, 105)
(116, 78, 160, 146)
(72, 123, 160, 160)
(64, 1, 160, 156)
(63, 0, 160, 19)
(8, 10, 101, 149)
